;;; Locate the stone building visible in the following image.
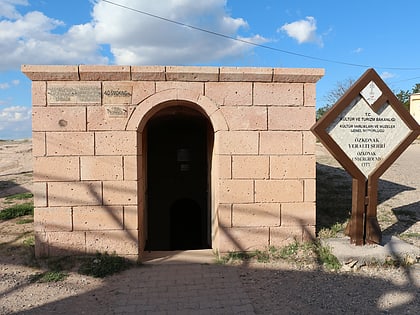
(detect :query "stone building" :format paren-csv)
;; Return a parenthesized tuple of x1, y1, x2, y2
(410, 93, 420, 125)
(22, 65, 324, 260)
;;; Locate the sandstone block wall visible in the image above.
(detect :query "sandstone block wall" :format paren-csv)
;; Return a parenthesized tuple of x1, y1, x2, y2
(23, 65, 324, 259)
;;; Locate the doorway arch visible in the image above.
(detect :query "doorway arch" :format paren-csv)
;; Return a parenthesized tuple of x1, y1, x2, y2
(145, 105, 212, 250)
(125, 89, 228, 255)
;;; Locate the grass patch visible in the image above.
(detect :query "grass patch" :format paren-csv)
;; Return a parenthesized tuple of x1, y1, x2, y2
(218, 241, 341, 271)
(0, 203, 33, 220)
(217, 241, 340, 271)
(16, 218, 34, 224)
(5, 193, 33, 201)
(314, 243, 341, 270)
(23, 236, 35, 247)
(318, 222, 347, 238)
(29, 271, 68, 283)
(78, 252, 132, 278)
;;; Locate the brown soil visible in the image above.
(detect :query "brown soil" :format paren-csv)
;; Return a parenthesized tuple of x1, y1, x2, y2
(0, 139, 419, 314)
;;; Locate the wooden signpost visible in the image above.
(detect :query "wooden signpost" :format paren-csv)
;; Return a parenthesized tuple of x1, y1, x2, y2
(312, 69, 420, 245)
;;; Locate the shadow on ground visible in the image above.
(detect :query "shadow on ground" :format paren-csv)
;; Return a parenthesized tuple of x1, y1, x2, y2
(316, 162, 416, 234)
(2, 261, 418, 315)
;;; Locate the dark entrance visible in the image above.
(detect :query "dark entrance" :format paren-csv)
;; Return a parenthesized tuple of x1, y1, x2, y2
(145, 106, 211, 250)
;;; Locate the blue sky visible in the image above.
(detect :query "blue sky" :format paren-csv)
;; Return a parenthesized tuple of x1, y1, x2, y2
(1, 0, 420, 139)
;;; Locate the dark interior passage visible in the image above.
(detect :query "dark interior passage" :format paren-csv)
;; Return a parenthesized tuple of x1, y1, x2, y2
(145, 106, 211, 251)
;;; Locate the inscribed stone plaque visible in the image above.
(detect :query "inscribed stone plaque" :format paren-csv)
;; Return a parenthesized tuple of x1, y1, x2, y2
(105, 106, 128, 118)
(326, 82, 410, 177)
(103, 84, 133, 105)
(47, 83, 101, 104)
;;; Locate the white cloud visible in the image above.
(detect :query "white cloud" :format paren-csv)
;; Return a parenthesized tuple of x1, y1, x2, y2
(0, 106, 32, 139)
(0, 9, 108, 71)
(279, 16, 323, 46)
(352, 47, 363, 54)
(380, 71, 395, 80)
(0, 0, 266, 70)
(0, 80, 19, 90)
(91, 0, 266, 65)
(0, 0, 28, 19)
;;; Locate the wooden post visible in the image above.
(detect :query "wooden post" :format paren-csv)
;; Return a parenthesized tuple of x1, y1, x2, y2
(348, 178, 367, 245)
(365, 176, 382, 244)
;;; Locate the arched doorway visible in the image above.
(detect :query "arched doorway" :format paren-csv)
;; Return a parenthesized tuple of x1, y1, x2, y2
(144, 105, 213, 251)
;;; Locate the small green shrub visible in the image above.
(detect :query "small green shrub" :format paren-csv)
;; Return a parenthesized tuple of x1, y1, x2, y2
(16, 218, 34, 224)
(254, 249, 270, 263)
(279, 241, 300, 258)
(5, 193, 34, 200)
(0, 203, 34, 220)
(30, 271, 68, 283)
(23, 236, 35, 247)
(315, 243, 341, 270)
(78, 252, 132, 278)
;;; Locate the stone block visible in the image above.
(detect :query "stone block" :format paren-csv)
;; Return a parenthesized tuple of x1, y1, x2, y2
(32, 81, 46, 106)
(220, 67, 272, 82)
(166, 66, 219, 81)
(124, 206, 138, 230)
(124, 155, 139, 181)
(219, 179, 254, 203)
(34, 207, 72, 232)
(218, 204, 232, 227)
(48, 181, 102, 206)
(95, 131, 138, 155)
(217, 155, 232, 179)
(22, 65, 79, 81)
(222, 106, 267, 130)
(33, 182, 47, 207)
(33, 106, 86, 131)
(102, 82, 133, 105)
(79, 65, 131, 81)
(272, 68, 324, 83)
(233, 203, 280, 227)
(73, 205, 123, 230)
(259, 131, 302, 155)
(103, 181, 137, 205)
(86, 230, 138, 255)
(131, 65, 166, 81)
(47, 81, 101, 105)
(304, 83, 317, 106)
(205, 82, 252, 106)
(304, 179, 316, 202)
(218, 227, 269, 252)
(34, 156, 79, 182)
(32, 132, 46, 157)
(215, 131, 259, 155)
(269, 226, 303, 246)
(268, 106, 314, 130)
(232, 155, 269, 179)
(156, 81, 204, 94)
(47, 231, 86, 256)
(132, 81, 155, 104)
(270, 155, 315, 179)
(254, 83, 303, 106)
(303, 131, 316, 155)
(303, 226, 316, 242)
(87, 106, 133, 131)
(80, 156, 123, 181)
(46, 132, 94, 156)
(281, 202, 316, 226)
(255, 180, 303, 202)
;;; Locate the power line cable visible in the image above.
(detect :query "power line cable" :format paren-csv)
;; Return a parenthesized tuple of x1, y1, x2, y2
(101, 0, 420, 71)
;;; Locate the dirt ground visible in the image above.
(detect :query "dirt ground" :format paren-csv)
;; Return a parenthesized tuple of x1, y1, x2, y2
(0, 139, 419, 314)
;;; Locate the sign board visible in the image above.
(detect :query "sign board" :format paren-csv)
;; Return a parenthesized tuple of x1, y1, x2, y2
(312, 69, 420, 245)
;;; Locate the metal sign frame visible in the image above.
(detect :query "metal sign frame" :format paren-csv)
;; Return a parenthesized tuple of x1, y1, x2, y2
(312, 68, 420, 245)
